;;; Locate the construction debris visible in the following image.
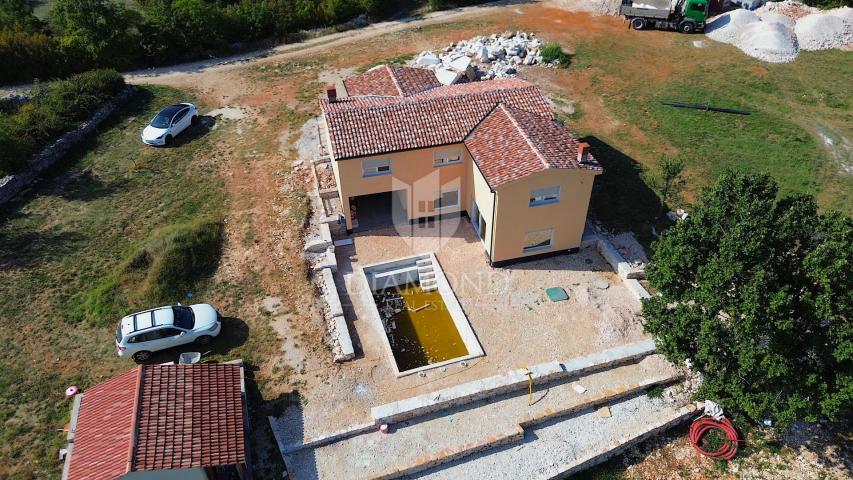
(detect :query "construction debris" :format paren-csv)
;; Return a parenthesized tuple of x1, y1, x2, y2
(411, 31, 547, 84)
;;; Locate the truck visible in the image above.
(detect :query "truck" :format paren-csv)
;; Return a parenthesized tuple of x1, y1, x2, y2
(619, 0, 710, 33)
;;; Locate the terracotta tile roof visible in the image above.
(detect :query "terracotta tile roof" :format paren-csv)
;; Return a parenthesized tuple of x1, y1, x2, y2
(322, 78, 552, 160)
(66, 368, 139, 480)
(133, 364, 246, 471)
(67, 364, 246, 480)
(342, 65, 442, 97)
(464, 104, 601, 189)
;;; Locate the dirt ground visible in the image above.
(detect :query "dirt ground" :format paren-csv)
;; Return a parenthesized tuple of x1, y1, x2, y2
(122, 2, 851, 478)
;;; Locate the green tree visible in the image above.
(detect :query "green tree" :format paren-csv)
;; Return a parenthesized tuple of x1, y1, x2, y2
(642, 170, 852, 428)
(49, 0, 140, 69)
(0, 0, 42, 31)
(644, 155, 686, 219)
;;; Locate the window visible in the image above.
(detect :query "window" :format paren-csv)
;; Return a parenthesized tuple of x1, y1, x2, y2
(172, 306, 195, 329)
(690, 2, 705, 10)
(172, 108, 188, 125)
(433, 189, 459, 210)
(434, 150, 462, 167)
(529, 186, 560, 207)
(362, 158, 391, 177)
(522, 229, 553, 253)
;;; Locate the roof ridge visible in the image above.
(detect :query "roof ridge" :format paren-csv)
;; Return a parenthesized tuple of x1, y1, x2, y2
(331, 84, 544, 114)
(385, 65, 405, 96)
(500, 103, 550, 170)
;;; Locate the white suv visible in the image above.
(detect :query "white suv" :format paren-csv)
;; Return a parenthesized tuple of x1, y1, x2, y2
(115, 304, 221, 361)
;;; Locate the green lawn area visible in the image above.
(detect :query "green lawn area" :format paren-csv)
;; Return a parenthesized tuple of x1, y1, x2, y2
(0, 85, 233, 478)
(555, 32, 852, 240)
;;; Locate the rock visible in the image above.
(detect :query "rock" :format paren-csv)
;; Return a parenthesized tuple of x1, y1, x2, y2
(478, 45, 490, 63)
(594, 280, 609, 290)
(434, 67, 462, 86)
(501, 30, 515, 39)
(416, 52, 440, 66)
(448, 55, 472, 73)
(304, 238, 330, 253)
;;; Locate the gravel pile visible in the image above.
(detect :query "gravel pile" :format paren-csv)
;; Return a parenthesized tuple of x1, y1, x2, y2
(756, 11, 796, 28)
(706, 9, 761, 44)
(795, 12, 853, 50)
(739, 21, 799, 62)
(706, 2, 852, 62)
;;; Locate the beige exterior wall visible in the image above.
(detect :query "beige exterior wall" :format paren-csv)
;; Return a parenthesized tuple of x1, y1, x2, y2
(490, 169, 598, 264)
(331, 144, 471, 230)
(466, 160, 496, 258)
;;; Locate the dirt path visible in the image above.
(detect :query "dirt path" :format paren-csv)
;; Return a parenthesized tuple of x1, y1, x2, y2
(125, 0, 543, 87)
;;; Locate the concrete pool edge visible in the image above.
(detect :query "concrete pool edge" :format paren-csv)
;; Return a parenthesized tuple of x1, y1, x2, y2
(361, 252, 485, 378)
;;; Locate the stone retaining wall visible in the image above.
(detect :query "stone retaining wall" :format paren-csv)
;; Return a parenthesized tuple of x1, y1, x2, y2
(0, 87, 136, 206)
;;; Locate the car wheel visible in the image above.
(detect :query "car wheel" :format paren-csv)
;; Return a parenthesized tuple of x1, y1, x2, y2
(133, 351, 152, 362)
(196, 335, 213, 346)
(631, 18, 646, 30)
(163, 134, 173, 146)
(680, 21, 695, 33)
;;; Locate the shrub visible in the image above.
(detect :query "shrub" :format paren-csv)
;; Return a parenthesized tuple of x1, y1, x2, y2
(73, 218, 224, 325)
(0, 69, 125, 176)
(540, 41, 571, 67)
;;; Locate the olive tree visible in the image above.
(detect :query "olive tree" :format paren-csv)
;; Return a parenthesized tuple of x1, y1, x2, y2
(642, 170, 852, 427)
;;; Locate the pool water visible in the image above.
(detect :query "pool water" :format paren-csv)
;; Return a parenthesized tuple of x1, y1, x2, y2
(374, 283, 469, 372)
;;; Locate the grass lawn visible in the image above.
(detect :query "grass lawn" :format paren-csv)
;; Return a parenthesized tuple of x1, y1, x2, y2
(562, 36, 852, 240)
(489, 9, 853, 241)
(0, 85, 237, 478)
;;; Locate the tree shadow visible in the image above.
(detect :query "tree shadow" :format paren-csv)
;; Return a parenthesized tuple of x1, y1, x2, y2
(45, 170, 130, 202)
(0, 215, 86, 269)
(243, 363, 295, 480)
(582, 136, 660, 242)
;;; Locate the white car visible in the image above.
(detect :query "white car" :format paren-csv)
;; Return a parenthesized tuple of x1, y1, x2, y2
(141, 103, 198, 146)
(115, 304, 221, 361)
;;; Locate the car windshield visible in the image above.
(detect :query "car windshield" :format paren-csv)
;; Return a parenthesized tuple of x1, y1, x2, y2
(150, 113, 171, 129)
(172, 306, 195, 329)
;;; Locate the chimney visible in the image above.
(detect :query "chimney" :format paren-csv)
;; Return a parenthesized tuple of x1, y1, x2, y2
(577, 142, 590, 164)
(325, 84, 337, 102)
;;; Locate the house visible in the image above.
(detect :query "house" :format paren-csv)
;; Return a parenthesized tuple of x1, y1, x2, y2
(61, 363, 250, 480)
(320, 65, 603, 266)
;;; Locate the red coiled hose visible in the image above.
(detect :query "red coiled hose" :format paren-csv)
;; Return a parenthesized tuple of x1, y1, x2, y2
(689, 417, 740, 461)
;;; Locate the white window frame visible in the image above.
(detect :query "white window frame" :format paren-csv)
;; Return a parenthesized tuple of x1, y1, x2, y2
(433, 188, 460, 211)
(529, 186, 560, 207)
(433, 150, 462, 167)
(522, 228, 554, 253)
(362, 158, 391, 177)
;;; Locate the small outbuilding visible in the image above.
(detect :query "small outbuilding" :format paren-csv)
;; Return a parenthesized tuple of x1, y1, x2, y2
(61, 362, 250, 480)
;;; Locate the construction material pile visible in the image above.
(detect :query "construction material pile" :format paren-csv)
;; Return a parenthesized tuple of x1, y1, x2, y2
(705, 2, 853, 62)
(411, 31, 546, 85)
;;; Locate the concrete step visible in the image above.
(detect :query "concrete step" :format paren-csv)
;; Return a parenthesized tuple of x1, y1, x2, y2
(284, 355, 680, 480)
(419, 271, 436, 281)
(417, 265, 434, 274)
(416, 259, 432, 267)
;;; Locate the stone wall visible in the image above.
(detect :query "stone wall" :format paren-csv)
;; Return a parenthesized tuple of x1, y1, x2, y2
(0, 87, 136, 206)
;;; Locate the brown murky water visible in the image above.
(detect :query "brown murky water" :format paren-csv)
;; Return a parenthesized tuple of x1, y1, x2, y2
(374, 283, 468, 372)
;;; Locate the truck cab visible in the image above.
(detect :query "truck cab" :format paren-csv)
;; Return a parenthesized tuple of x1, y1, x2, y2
(620, 0, 710, 33)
